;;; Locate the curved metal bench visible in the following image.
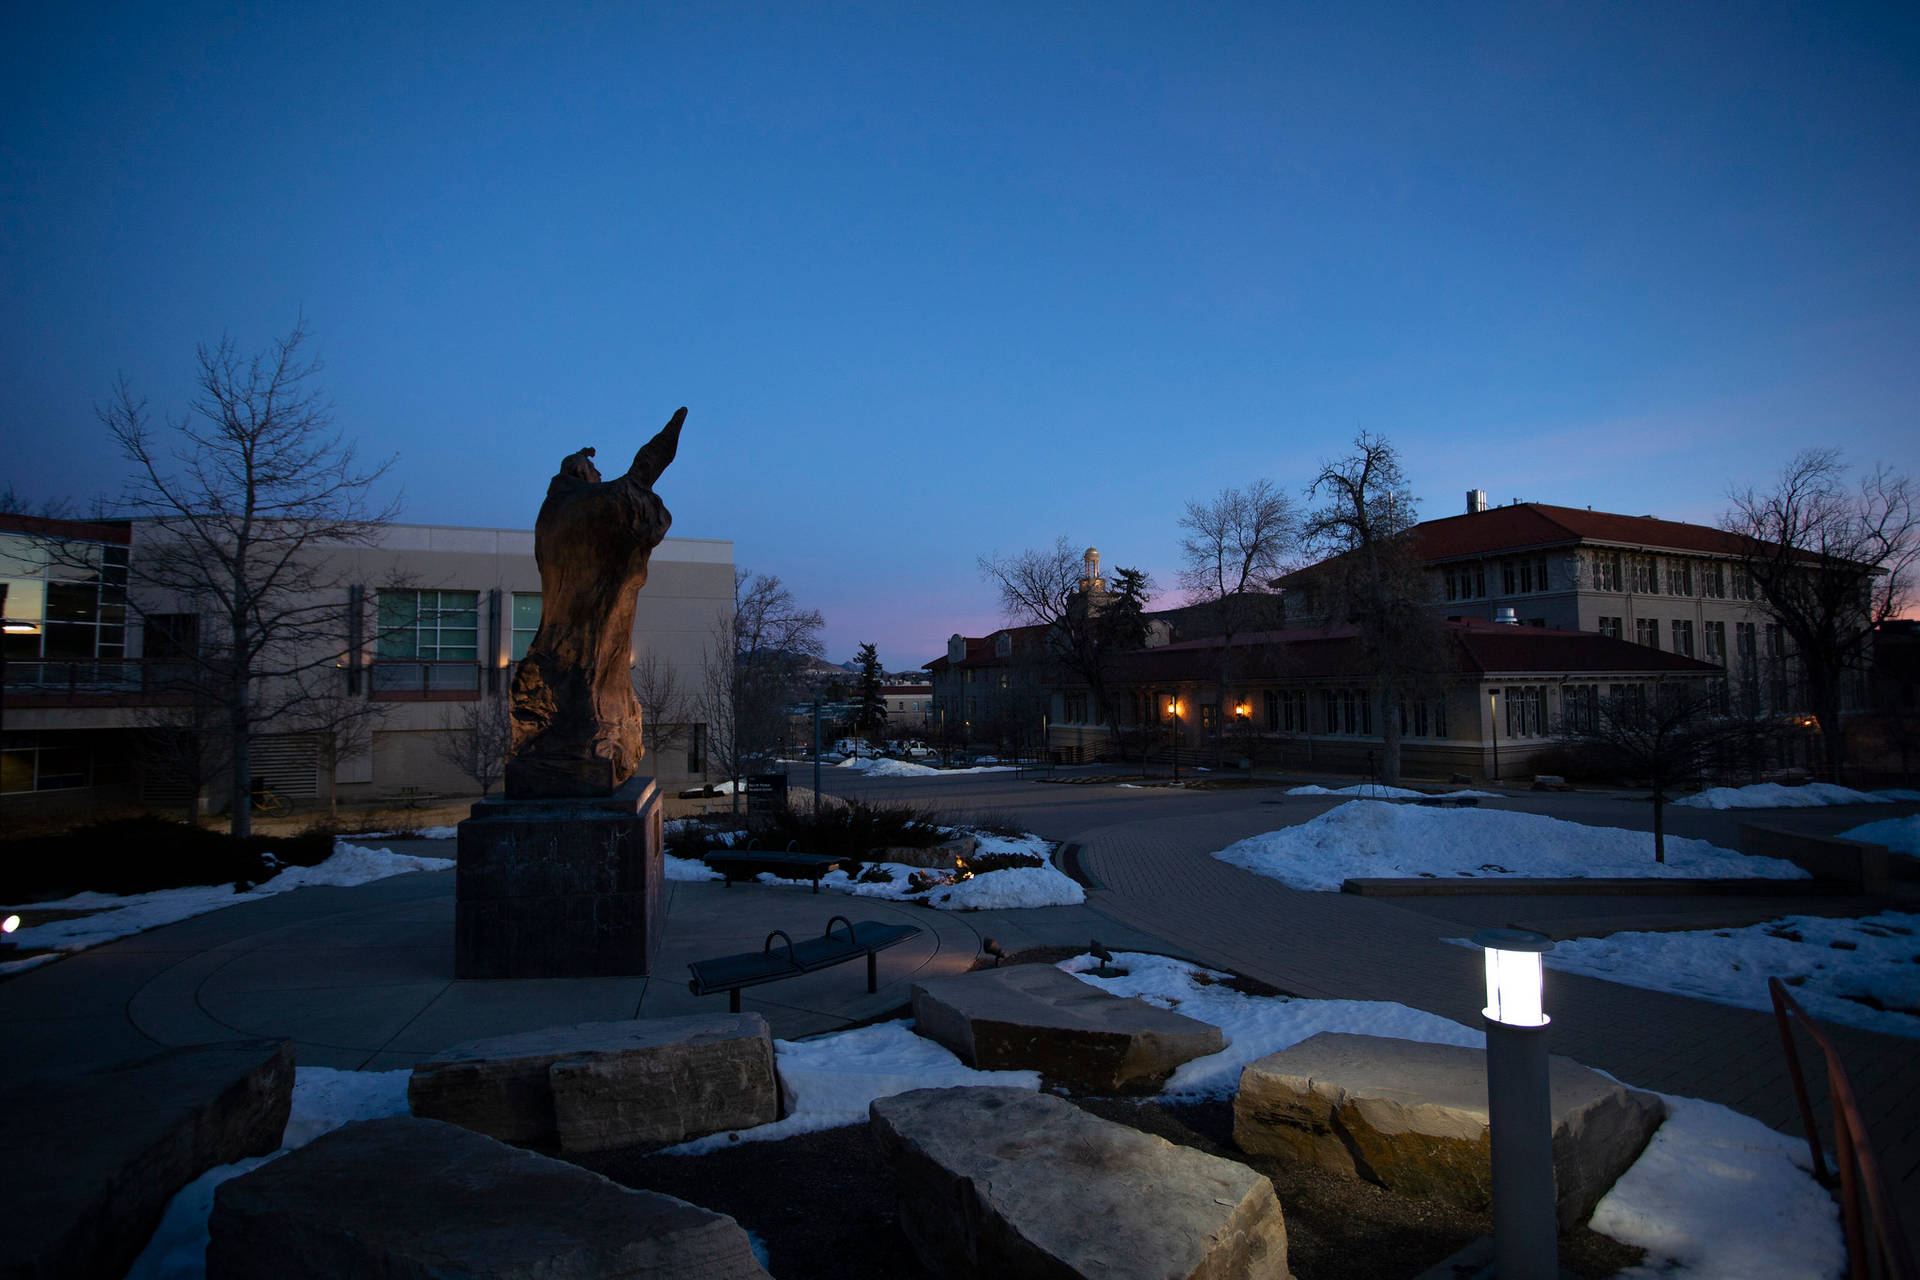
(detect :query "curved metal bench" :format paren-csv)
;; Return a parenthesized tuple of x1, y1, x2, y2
(687, 916, 923, 1012)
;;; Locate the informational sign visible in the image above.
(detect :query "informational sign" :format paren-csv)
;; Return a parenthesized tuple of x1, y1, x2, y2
(746, 773, 789, 817)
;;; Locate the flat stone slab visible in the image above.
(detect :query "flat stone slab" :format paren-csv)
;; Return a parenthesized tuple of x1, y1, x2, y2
(409, 1013, 776, 1151)
(0, 1039, 293, 1280)
(911, 964, 1224, 1094)
(207, 1116, 769, 1279)
(1233, 1032, 1664, 1227)
(872, 1086, 1286, 1279)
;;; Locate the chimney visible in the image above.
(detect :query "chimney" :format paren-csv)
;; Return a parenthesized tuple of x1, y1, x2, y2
(1494, 606, 1519, 625)
(1467, 489, 1488, 514)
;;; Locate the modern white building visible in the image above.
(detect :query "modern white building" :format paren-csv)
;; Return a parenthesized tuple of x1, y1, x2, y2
(2, 512, 734, 815)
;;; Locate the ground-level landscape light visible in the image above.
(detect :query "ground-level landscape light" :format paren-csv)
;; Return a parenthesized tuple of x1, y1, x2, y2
(1475, 927, 1557, 1280)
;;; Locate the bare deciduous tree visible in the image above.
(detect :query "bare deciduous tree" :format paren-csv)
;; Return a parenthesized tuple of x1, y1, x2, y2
(432, 697, 513, 798)
(1304, 433, 1442, 786)
(978, 537, 1142, 737)
(1560, 680, 1765, 863)
(632, 654, 692, 778)
(99, 320, 398, 836)
(1724, 450, 1919, 782)
(1179, 481, 1296, 763)
(700, 569, 824, 809)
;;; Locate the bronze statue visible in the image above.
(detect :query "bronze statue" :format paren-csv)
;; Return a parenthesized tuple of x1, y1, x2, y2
(504, 407, 686, 797)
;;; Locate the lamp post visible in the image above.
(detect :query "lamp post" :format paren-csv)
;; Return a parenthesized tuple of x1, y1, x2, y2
(1474, 928, 1558, 1280)
(1169, 697, 1183, 780)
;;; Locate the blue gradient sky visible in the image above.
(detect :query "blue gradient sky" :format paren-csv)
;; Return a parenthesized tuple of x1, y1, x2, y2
(5, 3, 1917, 670)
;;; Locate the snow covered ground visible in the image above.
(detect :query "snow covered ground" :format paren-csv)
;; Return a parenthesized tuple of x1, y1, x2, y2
(1213, 800, 1807, 891)
(1674, 782, 1920, 809)
(1541, 910, 1920, 1038)
(790, 833, 1085, 910)
(834, 755, 1019, 777)
(1839, 814, 1920, 857)
(125, 950, 1842, 1280)
(1285, 782, 1502, 800)
(0, 842, 455, 975)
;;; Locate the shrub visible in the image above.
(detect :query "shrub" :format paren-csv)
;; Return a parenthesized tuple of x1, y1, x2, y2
(963, 850, 1044, 874)
(755, 802, 951, 861)
(0, 816, 334, 900)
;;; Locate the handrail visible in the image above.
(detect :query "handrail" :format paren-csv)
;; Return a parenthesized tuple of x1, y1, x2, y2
(1768, 977, 1915, 1280)
(824, 915, 857, 946)
(761, 930, 797, 966)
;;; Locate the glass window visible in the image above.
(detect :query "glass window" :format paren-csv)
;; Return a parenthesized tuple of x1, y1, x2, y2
(378, 590, 478, 661)
(1671, 620, 1694, 657)
(1636, 618, 1660, 648)
(511, 593, 542, 660)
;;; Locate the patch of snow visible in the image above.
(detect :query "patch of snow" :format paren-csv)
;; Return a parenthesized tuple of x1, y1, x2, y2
(927, 864, 1084, 910)
(1674, 782, 1889, 809)
(1059, 952, 1483, 1094)
(835, 756, 1019, 776)
(1213, 801, 1805, 891)
(1286, 783, 1428, 798)
(348, 826, 456, 840)
(664, 855, 724, 882)
(661, 1022, 1038, 1154)
(1541, 910, 1920, 1038)
(1839, 814, 1920, 857)
(125, 1067, 412, 1280)
(1591, 1093, 1843, 1280)
(1875, 788, 1920, 802)
(1, 843, 454, 958)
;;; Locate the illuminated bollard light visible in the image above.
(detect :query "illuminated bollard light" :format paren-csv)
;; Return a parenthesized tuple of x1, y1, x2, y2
(1475, 927, 1558, 1280)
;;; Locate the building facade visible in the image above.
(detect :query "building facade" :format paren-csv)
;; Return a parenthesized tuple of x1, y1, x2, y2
(2, 514, 734, 815)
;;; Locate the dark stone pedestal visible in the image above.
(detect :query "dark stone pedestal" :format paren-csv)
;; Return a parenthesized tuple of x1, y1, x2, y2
(455, 777, 664, 978)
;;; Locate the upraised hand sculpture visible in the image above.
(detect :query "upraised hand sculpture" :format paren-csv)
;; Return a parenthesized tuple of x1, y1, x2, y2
(504, 407, 686, 798)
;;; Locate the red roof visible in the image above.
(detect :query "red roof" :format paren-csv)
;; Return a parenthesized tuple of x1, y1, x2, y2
(1411, 502, 1754, 562)
(922, 625, 1048, 672)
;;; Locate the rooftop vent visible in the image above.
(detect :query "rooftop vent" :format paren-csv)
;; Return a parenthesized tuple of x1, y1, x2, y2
(1494, 606, 1519, 626)
(1467, 489, 1488, 514)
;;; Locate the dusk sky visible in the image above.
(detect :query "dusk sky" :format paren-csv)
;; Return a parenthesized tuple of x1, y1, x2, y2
(5, 3, 1917, 671)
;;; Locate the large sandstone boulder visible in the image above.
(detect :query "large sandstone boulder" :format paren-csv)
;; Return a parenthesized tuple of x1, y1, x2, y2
(871, 1086, 1287, 1280)
(1233, 1032, 1664, 1227)
(207, 1116, 769, 1279)
(911, 964, 1224, 1093)
(408, 1013, 776, 1151)
(0, 1039, 293, 1280)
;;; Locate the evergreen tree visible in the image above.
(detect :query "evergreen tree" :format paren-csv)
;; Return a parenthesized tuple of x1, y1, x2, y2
(855, 642, 888, 743)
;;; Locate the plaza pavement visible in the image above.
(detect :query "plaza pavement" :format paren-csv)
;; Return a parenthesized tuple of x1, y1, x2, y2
(1, 769, 1915, 1238)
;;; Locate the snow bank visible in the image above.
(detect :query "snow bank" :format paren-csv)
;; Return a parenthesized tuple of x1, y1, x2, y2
(1838, 814, 1920, 857)
(1674, 782, 1888, 809)
(664, 855, 724, 882)
(1212, 801, 1805, 891)
(835, 756, 1019, 777)
(926, 864, 1084, 910)
(1544, 910, 1920, 1038)
(1060, 951, 1482, 1094)
(662, 1022, 1039, 1154)
(1286, 783, 1428, 798)
(125, 1067, 412, 1280)
(1591, 1094, 1843, 1280)
(2, 843, 454, 959)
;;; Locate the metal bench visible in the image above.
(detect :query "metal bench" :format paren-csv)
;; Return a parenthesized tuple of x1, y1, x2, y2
(687, 916, 924, 1013)
(704, 844, 848, 893)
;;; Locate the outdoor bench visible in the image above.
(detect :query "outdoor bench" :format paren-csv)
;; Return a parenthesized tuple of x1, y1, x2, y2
(687, 916, 924, 1013)
(704, 843, 848, 892)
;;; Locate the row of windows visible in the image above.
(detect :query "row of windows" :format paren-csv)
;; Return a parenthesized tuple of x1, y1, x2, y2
(1586, 551, 1756, 600)
(374, 590, 545, 663)
(1, 534, 131, 663)
(1622, 616, 1785, 663)
(1442, 555, 1552, 602)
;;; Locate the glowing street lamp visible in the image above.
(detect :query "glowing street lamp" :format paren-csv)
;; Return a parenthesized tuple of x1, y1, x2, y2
(1474, 928, 1558, 1279)
(1167, 697, 1183, 780)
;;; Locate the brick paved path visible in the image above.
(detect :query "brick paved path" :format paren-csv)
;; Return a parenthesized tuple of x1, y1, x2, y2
(1075, 807, 1920, 1238)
